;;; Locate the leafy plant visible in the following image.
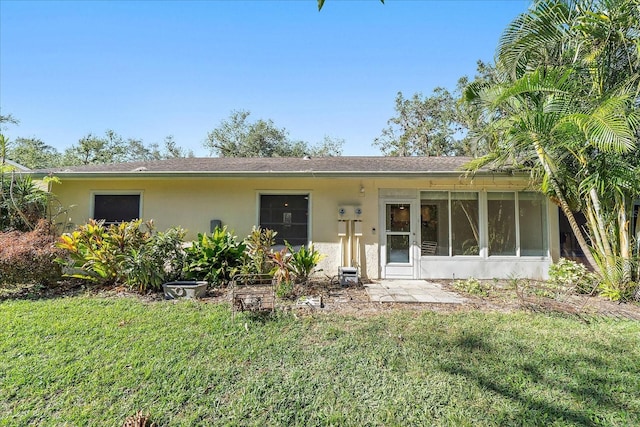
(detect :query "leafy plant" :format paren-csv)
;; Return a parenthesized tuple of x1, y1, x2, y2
(56, 219, 150, 285)
(122, 226, 187, 293)
(0, 219, 63, 285)
(592, 253, 637, 301)
(269, 247, 295, 299)
(548, 258, 599, 296)
(242, 226, 277, 275)
(453, 277, 490, 297)
(285, 241, 325, 284)
(0, 170, 50, 232)
(183, 227, 246, 286)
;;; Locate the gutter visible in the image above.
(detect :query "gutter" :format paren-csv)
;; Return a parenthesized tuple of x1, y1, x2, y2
(28, 170, 523, 180)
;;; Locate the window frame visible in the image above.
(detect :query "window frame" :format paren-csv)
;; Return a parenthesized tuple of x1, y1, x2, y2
(90, 190, 143, 225)
(420, 190, 548, 258)
(257, 191, 312, 247)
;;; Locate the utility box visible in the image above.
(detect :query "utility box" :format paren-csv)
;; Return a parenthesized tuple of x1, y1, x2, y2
(338, 220, 347, 236)
(210, 219, 222, 232)
(353, 220, 363, 236)
(339, 266, 358, 287)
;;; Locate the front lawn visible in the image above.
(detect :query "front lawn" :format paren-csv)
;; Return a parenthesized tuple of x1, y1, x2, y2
(1, 296, 638, 426)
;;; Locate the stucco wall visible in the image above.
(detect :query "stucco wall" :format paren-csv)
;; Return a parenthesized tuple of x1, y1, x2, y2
(50, 174, 553, 280)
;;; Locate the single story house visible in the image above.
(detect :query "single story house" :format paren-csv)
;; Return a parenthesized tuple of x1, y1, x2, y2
(34, 156, 582, 281)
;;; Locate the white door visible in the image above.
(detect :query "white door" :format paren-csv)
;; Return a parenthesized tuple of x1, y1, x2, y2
(382, 201, 418, 278)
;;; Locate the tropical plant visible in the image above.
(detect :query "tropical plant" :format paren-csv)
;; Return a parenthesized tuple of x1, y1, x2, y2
(269, 247, 295, 298)
(0, 135, 52, 232)
(285, 241, 325, 284)
(55, 219, 149, 284)
(122, 226, 187, 293)
(183, 227, 246, 286)
(463, 0, 640, 298)
(242, 226, 277, 275)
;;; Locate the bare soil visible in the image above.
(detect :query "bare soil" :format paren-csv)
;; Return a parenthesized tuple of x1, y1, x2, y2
(3, 279, 640, 321)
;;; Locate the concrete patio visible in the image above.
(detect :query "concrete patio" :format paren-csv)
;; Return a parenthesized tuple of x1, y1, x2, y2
(365, 280, 465, 304)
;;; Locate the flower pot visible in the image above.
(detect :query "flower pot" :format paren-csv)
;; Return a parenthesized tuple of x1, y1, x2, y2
(162, 281, 208, 299)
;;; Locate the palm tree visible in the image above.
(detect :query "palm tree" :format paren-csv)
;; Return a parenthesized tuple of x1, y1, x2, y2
(465, 0, 639, 295)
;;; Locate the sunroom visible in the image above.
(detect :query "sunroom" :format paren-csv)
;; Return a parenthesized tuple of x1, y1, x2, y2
(380, 190, 554, 280)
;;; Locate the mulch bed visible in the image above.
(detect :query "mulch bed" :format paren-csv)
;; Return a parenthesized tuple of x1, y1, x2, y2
(2, 279, 639, 321)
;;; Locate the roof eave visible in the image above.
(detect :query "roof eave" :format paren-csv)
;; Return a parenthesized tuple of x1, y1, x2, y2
(27, 169, 519, 179)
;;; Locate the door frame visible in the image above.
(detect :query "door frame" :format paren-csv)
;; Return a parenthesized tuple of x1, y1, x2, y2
(380, 199, 419, 279)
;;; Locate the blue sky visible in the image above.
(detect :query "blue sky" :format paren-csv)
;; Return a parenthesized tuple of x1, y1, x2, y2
(1, 0, 530, 157)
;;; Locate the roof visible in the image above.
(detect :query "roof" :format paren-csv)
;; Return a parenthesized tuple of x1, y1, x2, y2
(31, 156, 490, 178)
(2, 159, 30, 171)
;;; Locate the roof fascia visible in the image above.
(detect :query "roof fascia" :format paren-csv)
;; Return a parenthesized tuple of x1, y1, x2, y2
(27, 170, 524, 180)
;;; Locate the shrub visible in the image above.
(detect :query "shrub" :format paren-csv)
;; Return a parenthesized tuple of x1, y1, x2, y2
(270, 247, 295, 299)
(0, 219, 63, 285)
(285, 241, 325, 284)
(56, 219, 150, 285)
(183, 227, 246, 286)
(0, 172, 50, 232)
(242, 226, 277, 275)
(122, 226, 187, 293)
(453, 277, 490, 297)
(548, 258, 599, 295)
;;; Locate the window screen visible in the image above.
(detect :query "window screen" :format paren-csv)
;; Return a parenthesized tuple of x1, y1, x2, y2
(259, 194, 308, 246)
(93, 194, 141, 223)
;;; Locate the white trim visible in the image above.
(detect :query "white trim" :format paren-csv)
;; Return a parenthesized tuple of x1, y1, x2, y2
(380, 199, 418, 279)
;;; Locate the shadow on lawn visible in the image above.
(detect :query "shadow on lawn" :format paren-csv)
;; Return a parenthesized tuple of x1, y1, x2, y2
(439, 328, 638, 426)
(0, 281, 96, 301)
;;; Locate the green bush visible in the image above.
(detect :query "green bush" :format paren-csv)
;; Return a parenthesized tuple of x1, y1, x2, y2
(285, 241, 325, 284)
(122, 226, 187, 293)
(453, 277, 490, 297)
(56, 219, 150, 285)
(242, 226, 277, 275)
(548, 258, 598, 295)
(0, 219, 63, 285)
(270, 247, 295, 298)
(183, 227, 246, 286)
(0, 172, 50, 232)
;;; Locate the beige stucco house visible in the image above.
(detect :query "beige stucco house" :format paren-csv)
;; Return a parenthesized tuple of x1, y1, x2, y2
(35, 156, 565, 280)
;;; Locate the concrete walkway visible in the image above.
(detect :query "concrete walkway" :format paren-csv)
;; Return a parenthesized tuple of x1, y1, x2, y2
(365, 280, 465, 304)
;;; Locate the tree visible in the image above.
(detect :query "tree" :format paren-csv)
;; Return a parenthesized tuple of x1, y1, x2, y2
(154, 135, 194, 159)
(62, 130, 192, 165)
(464, 0, 640, 298)
(374, 61, 499, 158)
(0, 114, 19, 129)
(63, 132, 119, 166)
(7, 137, 61, 169)
(205, 110, 343, 157)
(374, 89, 462, 157)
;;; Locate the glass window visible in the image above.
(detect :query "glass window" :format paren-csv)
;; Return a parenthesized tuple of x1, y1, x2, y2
(488, 193, 516, 256)
(259, 195, 308, 246)
(519, 193, 547, 256)
(420, 192, 449, 256)
(386, 204, 411, 232)
(93, 194, 140, 224)
(451, 192, 479, 255)
(387, 235, 410, 263)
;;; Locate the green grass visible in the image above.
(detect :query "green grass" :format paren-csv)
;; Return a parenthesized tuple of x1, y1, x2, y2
(1, 297, 639, 426)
